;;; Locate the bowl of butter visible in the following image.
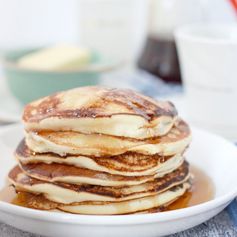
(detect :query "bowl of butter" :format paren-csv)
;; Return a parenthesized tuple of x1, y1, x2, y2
(3, 45, 119, 104)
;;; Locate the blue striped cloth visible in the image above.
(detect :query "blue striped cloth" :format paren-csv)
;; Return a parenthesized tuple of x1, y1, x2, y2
(227, 200, 237, 227)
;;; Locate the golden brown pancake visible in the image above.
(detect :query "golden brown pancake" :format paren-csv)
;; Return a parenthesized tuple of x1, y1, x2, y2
(9, 162, 190, 204)
(19, 162, 154, 186)
(18, 159, 186, 187)
(23, 87, 178, 139)
(10, 183, 191, 215)
(16, 140, 184, 176)
(11, 191, 171, 214)
(25, 119, 191, 157)
(10, 191, 167, 213)
(58, 183, 190, 215)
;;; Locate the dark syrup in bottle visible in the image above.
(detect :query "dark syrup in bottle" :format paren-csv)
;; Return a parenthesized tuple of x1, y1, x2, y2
(138, 36, 181, 83)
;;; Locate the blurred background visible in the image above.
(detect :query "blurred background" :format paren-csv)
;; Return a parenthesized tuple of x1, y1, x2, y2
(0, 0, 237, 138)
(0, 0, 235, 61)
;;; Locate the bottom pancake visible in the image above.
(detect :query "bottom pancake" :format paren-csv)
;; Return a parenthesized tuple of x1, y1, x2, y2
(9, 162, 190, 204)
(12, 182, 190, 215)
(59, 183, 190, 215)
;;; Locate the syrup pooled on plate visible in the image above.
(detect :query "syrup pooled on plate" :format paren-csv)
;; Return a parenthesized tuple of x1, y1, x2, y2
(0, 166, 215, 212)
(0, 185, 16, 204)
(166, 166, 214, 211)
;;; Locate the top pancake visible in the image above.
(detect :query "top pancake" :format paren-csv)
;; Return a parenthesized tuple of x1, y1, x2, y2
(23, 86, 177, 139)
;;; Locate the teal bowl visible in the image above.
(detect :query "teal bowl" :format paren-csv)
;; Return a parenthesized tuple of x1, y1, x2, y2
(2, 48, 119, 104)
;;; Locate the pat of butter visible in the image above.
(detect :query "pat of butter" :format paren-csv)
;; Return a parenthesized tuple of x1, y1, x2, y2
(18, 45, 91, 71)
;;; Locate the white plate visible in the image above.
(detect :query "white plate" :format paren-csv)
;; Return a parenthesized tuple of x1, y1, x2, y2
(0, 124, 237, 237)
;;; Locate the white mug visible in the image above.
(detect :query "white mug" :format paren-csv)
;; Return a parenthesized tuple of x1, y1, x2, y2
(175, 24, 237, 140)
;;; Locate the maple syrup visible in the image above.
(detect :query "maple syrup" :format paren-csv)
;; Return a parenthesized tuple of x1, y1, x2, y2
(167, 166, 215, 211)
(0, 185, 31, 207)
(0, 166, 214, 212)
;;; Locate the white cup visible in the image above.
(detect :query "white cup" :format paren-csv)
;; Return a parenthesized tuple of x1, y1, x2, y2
(175, 24, 237, 140)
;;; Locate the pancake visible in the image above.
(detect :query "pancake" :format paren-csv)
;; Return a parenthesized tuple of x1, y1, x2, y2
(19, 156, 185, 187)
(23, 87, 178, 139)
(10, 191, 167, 212)
(25, 119, 191, 157)
(12, 191, 59, 210)
(12, 192, 168, 213)
(16, 140, 184, 176)
(59, 183, 190, 215)
(12, 183, 190, 215)
(9, 162, 190, 204)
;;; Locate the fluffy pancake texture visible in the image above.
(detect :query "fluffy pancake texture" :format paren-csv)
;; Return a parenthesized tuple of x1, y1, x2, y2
(58, 183, 190, 215)
(18, 157, 185, 187)
(23, 87, 178, 139)
(9, 183, 190, 214)
(8, 86, 192, 215)
(9, 162, 190, 204)
(25, 119, 191, 157)
(16, 140, 184, 177)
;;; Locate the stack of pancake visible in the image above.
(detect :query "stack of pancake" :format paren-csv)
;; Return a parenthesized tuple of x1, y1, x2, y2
(8, 86, 192, 215)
